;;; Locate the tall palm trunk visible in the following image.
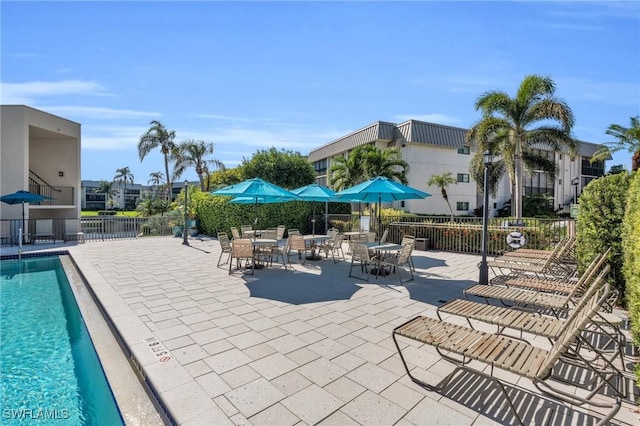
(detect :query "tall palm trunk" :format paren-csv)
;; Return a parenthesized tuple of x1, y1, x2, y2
(441, 189, 454, 220)
(164, 156, 172, 202)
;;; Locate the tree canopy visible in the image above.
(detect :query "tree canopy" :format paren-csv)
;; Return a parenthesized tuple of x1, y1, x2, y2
(238, 147, 315, 189)
(329, 145, 408, 191)
(592, 116, 640, 172)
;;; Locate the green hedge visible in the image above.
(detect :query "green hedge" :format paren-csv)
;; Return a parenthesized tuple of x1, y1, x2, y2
(623, 172, 640, 351)
(576, 172, 631, 303)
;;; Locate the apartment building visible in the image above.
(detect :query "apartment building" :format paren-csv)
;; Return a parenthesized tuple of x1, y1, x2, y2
(307, 119, 606, 216)
(0, 105, 81, 222)
(80, 180, 193, 210)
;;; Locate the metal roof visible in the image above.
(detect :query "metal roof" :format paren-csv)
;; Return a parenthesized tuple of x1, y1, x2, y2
(308, 120, 469, 162)
(308, 119, 604, 162)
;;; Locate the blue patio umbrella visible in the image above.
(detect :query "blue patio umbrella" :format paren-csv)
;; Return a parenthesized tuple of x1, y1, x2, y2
(212, 178, 300, 234)
(335, 176, 431, 242)
(291, 183, 340, 235)
(1, 190, 54, 243)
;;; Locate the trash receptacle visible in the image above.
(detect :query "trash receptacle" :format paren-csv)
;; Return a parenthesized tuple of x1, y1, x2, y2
(415, 237, 428, 251)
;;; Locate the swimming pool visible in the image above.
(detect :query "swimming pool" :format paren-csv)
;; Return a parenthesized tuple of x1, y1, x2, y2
(1, 257, 124, 425)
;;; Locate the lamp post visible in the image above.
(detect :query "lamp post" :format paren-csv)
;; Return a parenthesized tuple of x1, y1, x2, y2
(182, 180, 189, 246)
(571, 176, 579, 203)
(479, 150, 492, 285)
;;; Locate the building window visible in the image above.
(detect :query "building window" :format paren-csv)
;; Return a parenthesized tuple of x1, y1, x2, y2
(457, 146, 470, 155)
(314, 159, 327, 174)
(457, 173, 469, 183)
(523, 149, 555, 197)
(456, 202, 469, 211)
(582, 156, 605, 177)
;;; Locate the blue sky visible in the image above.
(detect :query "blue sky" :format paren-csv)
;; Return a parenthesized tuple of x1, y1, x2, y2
(2, 1, 638, 183)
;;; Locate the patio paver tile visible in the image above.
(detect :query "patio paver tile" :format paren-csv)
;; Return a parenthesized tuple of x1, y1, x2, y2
(297, 357, 347, 387)
(346, 362, 398, 394)
(204, 348, 253, 374)
(281, 384, 343, 425)
(248, 403, 300, 426)
(341, 390, 406, 426)
(224, 377, 286, 418)
(250, 352, 298, 380)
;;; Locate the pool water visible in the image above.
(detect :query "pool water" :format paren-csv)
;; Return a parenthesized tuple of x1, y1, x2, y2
(1, 257, 124, 425)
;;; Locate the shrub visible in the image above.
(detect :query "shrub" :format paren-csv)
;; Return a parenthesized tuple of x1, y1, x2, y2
(576, 172, 631, 303)
(622, 172, 640, 349)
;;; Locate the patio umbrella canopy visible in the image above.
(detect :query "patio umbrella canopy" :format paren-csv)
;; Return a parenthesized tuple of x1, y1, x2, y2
(334, 177, 431, 242)
(212, 178, 300, 233)
(1, 190, 54, 244)
(291, 183, 340, 235)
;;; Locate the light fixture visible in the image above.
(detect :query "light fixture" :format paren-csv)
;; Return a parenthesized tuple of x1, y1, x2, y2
(483, 150, 493, 166)
(479, 150, 492, 285)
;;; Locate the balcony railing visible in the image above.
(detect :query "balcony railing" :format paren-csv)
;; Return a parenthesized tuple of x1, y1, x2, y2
(28, 184, 75, 206)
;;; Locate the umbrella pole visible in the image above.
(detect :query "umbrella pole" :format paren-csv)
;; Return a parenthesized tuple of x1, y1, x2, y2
(378, 196, 382, 244)
(22, 200, 25, 245)
(324, 201, 328, 233)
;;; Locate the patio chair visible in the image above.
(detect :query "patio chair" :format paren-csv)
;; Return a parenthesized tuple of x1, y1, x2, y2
(379, 228, 388, 243)
(276, 225, 286, 240)
(266, 236, 292, 270)
(64, 219, 85, 243)
(366, 231, 376, 243)
(320, 232, 345, 263)
(286, 234, 308, 265)
(393, 278, 623, 426)
(230, 227, 242, 240)
(379, 243, 414, 285)
(240, 224, 253, 237)
(287, 228, 300, 237)
(1, 221, 11, 245)
(217, 232, 232, 267)
(229, 239, 255, 275)
(327, 227, 339, 238)
(349, 242, 382, 282)
(401, 235, 416, 271)
(262, 228, 278, 240)
(33, 219, 54, 243)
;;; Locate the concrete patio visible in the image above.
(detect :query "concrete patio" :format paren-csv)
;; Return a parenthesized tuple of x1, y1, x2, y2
(3, 236, 637, 425)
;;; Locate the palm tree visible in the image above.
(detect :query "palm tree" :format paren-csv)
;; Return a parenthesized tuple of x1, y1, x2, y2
(427, 172, 457, 219)
(467, 74, 577, 221)
(148, 171, 165, 187)
(94, 180, 119, 210)
(361, 145, 409, 184)
(591, 116, 640, 172)
(138, 120, 176, 200)
(172, 139, 225, 191)
(329, 145, 409, 190)
(114, 166, 134, 209)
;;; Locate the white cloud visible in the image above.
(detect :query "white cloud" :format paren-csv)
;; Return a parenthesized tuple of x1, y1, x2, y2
(0, 80, 107, 104)
(43, 105, 160, 120)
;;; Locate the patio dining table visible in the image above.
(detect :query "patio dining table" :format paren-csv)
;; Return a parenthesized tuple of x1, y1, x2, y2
(303, 234, 331, 260)
(366, 242, 403, 276)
